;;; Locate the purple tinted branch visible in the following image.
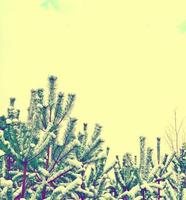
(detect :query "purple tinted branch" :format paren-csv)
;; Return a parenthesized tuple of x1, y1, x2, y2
(21, 160, 28, 198)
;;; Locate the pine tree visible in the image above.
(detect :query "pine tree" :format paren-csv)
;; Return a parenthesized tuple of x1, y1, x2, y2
(110, 137, 177, 200)
(171, 142, 186, 200)
(0, 75, 186, 199)
(0, 76, 108, 199)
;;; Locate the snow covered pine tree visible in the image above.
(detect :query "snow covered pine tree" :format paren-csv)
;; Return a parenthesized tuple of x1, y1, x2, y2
(109, 137, 179, 199)
(0, 75, 186, 199)
(0, 76, 112, 199)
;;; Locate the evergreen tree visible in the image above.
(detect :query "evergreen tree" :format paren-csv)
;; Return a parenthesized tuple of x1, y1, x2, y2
(110, 137, 177, 199)
(0, 75, 186, 199)
(0, 76, 109, 199)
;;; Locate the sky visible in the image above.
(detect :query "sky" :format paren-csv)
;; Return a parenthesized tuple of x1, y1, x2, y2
(1, 0, 186, 162)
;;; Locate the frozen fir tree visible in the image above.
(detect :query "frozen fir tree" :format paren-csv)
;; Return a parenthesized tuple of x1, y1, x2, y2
(0, 75, 186, 199)
(0, 76, 110, 199)
(171, 142, 186, 200)
(109, 137, 178, 200)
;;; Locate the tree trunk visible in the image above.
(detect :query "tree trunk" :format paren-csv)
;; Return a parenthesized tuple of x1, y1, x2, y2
(41, 185, 46, 199)
(157, 180, 161, 200)
(21, 160, 28, 198)
(141, 188, 146, 200)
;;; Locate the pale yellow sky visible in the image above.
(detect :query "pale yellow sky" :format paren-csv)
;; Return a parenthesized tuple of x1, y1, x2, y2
(1, 0, 186, 161)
